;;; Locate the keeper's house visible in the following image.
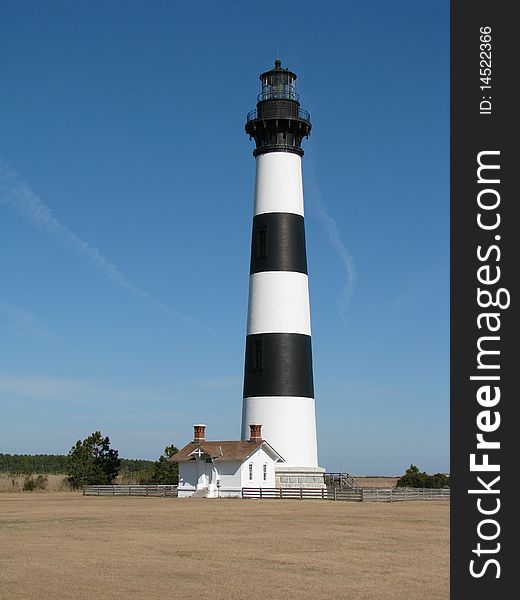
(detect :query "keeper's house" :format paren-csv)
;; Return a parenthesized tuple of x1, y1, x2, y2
(170, 424, 283, 498)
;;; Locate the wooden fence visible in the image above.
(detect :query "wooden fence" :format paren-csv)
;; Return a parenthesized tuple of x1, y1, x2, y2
(361, 488, 450, 502)
(83, 485, 178, 497)
(242, 487, 362, 501)
(83, 485, 449, 502)
(242, 487, 449, 502)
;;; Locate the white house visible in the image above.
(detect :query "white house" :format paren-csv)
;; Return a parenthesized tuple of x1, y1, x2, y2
(170, 424, 284, 498)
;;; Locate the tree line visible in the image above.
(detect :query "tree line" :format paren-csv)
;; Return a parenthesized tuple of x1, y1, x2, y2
(0, 452, 153, 475)
(1, 430, 179, 487)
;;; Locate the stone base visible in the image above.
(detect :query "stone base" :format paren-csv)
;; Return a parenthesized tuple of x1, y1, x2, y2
(275, 466, 326, 489)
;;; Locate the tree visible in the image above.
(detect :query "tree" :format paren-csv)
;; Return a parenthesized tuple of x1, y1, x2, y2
(67, 432, 121, 488)
(396, 464, 450, 489)
(139, 444, 179, 485)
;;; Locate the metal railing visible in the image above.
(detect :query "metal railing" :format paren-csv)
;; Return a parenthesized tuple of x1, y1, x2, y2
(246, 108, 311, 123)
(324, 472, 357, 489)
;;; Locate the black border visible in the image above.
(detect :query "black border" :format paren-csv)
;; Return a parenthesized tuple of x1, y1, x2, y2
(451, 1, 515, 596)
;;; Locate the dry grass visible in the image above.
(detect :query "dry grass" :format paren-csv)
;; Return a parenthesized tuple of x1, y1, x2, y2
(0, 474, 401, 492)
(0, 473, 145, 493)
(0, 493, 448, 600)
(0, 474, 70, 493)
(353, 476, 400, 489)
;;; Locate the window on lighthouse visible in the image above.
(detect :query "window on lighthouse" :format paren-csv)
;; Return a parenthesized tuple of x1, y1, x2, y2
(254, 228, 268, 259)
(254, 339, 263, 370)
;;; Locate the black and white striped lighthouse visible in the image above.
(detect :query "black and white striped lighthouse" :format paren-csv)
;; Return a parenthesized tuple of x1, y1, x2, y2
(241, 60, 324, 487)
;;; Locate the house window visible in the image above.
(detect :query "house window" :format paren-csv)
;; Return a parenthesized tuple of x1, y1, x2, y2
(263, 464, 267, 481)
(254, 227, 268, 259)
(248, 463, 253, 481)
(254, 339, 263, 370)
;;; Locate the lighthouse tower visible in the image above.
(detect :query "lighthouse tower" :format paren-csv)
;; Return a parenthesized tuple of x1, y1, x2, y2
(241, 60, 324, 488)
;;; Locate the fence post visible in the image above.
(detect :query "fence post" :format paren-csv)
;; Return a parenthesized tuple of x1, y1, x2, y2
(260, 487, 263, 499)
(300, 487, 303, 499)
(334, 487, 337, 501)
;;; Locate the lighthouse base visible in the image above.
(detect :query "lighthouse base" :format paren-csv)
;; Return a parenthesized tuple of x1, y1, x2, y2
(275, 466, 326, 489)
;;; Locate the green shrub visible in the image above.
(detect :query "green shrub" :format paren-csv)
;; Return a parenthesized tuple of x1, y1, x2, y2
(396, 465, 450, 489)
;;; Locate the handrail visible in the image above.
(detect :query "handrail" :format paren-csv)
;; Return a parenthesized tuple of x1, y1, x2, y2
(324, 472, 357, 489)
(246, 108, 311, 123)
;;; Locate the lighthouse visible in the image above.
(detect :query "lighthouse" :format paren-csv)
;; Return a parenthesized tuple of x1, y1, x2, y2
(241, 60, 324, 488)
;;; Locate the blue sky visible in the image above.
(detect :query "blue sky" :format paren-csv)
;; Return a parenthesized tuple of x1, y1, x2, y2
(0, 1, 449, 475)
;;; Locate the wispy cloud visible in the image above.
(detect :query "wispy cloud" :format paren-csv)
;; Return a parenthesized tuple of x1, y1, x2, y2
(0, 160, 210, 329)
(0, 302, 59, 342)
(0, 374, 173, 405)
(306, 157, 357, 321)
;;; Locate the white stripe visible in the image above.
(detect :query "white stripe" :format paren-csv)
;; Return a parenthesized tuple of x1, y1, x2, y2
(254, 152, 304, 216)
(242, 396, 318, 468)
(247, 272, 311, 335)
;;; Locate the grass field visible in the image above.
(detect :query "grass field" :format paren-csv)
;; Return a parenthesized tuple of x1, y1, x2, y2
(0, 492, 448, 600)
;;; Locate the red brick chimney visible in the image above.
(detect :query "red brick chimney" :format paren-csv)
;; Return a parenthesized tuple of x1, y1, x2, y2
(249, 424, 262, 443)
(193, 424, 206, 443)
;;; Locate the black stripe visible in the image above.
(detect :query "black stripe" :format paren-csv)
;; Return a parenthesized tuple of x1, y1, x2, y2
(250, 213, 307, 275)
(243, 333, 314, 398)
